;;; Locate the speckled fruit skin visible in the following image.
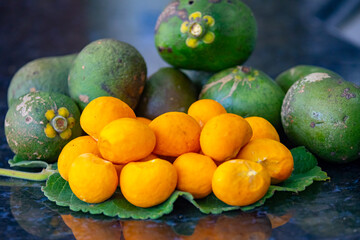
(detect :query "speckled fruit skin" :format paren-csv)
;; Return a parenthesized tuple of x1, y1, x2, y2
(281, 72, 360, 163)
(7, 54, 76, 107)
(136, 67, 197, 119)
(200, 66, 285, 129)
(5, 92, 82, 162)
(155, 0, 257, 72)
(68, 39, 147, 110)
(275, 65, 341, 93)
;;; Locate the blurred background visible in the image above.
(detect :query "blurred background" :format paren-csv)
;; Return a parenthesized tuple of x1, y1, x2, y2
(1, 0, 360, 82)
(0, 1, 360, 239)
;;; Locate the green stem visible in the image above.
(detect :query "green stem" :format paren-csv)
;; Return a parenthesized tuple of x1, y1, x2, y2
(0, 167, 56, 181)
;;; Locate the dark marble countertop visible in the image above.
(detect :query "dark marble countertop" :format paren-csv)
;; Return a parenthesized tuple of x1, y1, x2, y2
(0, 1, 359, 239)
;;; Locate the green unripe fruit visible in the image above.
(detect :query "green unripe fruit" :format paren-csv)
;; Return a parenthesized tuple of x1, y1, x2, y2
(155, 0, 257, 72)
(68, 39, 147, 110)
(136, 67, 198, 119)
(7, 54, 76, 107)
(5, 92, 82, 162)
(275, 65, 341, 93)
(281, 72, 360, 163)
(200, 66, 285, 129)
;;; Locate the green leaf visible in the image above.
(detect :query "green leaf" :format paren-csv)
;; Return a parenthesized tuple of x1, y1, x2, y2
(291, 146, 318, 174)
(8, 155, 56, 169)
(42, 146, 329, 219)
(43, 173, 196, 219)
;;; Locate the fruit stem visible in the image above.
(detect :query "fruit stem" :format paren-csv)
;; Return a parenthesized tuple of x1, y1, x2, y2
(0, 167, 56, 181)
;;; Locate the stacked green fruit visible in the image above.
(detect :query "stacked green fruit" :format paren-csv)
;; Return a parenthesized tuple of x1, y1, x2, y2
(275, 65, 342, 92)
(7, 54, 76, 106)
(200, 66, 285, 129)
(68, 39, 147, 110)
(136, 67, 198, 119)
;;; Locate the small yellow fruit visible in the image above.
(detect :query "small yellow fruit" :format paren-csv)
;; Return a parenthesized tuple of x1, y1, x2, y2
(120, 159, 177, 208)
(68, 153, 118, 204)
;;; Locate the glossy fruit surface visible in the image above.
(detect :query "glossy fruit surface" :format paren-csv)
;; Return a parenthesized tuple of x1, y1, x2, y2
(149, 112, 201, 157)
(80, 96, 135, 140)
(120, 159, 177, 208)
(237, 138, 294, 184)
(187, 99, 227, 128)
(58, 136, 101, 181)
(173, 152, 217, 199)
(212, 159, 270, 206)
(200, 113, 252, 161)
(68, 153, 118, 204)
(98, 118, 156, 164)
(245, 116, 280, 142)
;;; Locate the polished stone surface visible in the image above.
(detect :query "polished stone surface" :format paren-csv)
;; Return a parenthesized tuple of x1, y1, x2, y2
(0, 0, 359, 239)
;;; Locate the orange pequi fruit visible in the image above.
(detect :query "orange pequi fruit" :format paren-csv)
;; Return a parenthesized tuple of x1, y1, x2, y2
(120, 158, 177, 208)
(58, 136, 101, 181)
(200, 113, 252, 161)
(68, 153, 118, 204)
(237, 138, 294, 184)
(137, 153, 158, 162)
(80, 96, 136, 140)
(245, 116, 280, 141)
(187, 99, 227, 128)
(136, 116, 152, 125)
(212, 159, 271, 206)
(149, 112, 201, 157)
(98, 118, 156, 164)
(173, 152, 217, 199)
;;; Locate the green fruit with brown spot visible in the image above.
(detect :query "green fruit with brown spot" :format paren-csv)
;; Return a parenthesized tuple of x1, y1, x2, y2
(5, 92, 82, 163)
(155, 0, 257, 72)
(68, 39, 147, 110)
(281, 72, 360, 163)
(200, 66, 285, 129)
(136, 67, 197, 119)
(7, 54, 76, 107)
(275, 65, 341, 93)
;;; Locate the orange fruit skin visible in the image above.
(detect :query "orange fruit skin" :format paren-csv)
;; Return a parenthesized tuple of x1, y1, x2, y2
(173, 153, 217, 199)
(137, 153, 158, 162)
(187, 99, 227, 128)
(58, 136, 101, 181)
(68, 153, 118, 204)
(237, 138, 294, 184)
(113, 163, 125, 181)
(80, 96, 135, 140)
(200, 113, 252, 161)
(212, 159, 270, 206)
(149, 112, 201, 157)
(136, 117, 152, 125)
(98, 118, 156, 164)
(245, 116, 280, 141)
(120, 158, 177, 208)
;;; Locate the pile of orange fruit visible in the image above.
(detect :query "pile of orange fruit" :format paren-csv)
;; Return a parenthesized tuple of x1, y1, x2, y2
(58, 96, 294, 208)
